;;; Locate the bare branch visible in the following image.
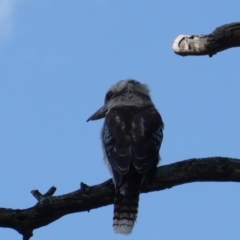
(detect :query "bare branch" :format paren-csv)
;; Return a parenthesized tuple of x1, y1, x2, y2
(31, 187, 57, 201)
(172, 22, 240, 57)
(0, 157, 240, 239)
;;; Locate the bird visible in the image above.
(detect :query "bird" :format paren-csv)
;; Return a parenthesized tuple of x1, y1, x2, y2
(87, 79, 164, 234)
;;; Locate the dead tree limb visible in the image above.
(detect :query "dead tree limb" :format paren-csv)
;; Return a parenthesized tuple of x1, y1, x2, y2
(1, 156, 240, 239)
(172, 22, 240, 57)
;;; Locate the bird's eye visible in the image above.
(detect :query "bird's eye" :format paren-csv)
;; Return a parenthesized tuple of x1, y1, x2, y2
(106, 91, 113, 101)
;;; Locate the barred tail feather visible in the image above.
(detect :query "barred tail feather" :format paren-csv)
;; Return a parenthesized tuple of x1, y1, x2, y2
(113, 184, 140, 234)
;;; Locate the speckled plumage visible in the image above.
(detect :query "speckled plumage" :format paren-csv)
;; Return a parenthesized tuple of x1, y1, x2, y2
(87, 79, 164, 234)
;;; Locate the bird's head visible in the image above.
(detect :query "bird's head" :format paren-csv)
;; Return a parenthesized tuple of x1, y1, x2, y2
(87, 79, 153, 122)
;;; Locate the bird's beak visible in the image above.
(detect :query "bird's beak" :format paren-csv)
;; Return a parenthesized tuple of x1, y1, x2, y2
(87, 106, 107, 122)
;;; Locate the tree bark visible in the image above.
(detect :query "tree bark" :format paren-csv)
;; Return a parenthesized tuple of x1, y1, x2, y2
(172, 22, 240, 57)
(1, 157, 240, 239)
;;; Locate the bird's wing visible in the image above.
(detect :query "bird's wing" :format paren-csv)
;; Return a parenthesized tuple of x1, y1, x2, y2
(101, 111, 131, 186)
(131, 107, 164, 173)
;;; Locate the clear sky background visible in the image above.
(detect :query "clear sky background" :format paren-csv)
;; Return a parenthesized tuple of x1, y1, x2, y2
(1, 1, 240, 239)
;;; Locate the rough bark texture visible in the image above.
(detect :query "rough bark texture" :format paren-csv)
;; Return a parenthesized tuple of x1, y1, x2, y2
(172, 22, 240, 57)
(1, 157, 240, 239)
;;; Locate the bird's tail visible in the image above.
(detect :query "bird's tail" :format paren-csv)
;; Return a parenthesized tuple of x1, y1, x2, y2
(113, 177, 141, 234)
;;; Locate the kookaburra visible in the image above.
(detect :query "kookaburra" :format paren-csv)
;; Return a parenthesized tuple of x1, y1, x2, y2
(87, 79, 164, 234)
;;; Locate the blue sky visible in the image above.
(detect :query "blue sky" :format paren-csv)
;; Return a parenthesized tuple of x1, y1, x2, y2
(1, 1, 240, 239)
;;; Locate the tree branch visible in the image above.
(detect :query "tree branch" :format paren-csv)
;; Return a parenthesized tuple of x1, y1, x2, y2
(172, 22, 240, 57)
(1, 157, 240, 239)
